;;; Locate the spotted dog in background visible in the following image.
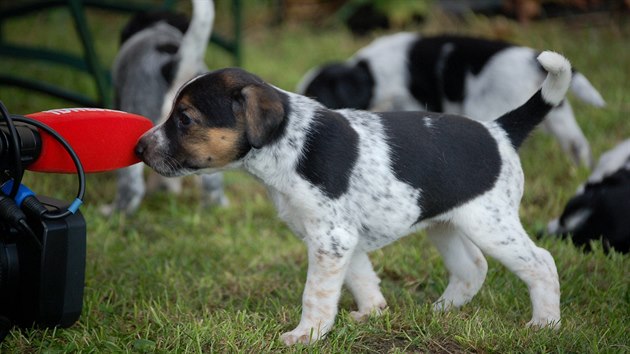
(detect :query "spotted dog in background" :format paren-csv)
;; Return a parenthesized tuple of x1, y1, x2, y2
(103, 0, 227, 215)
(135, 52, 571, 345)
(298, 33, 605, 167)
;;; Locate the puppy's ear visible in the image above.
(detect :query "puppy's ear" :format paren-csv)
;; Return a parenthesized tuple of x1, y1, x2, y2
(234, 83, 285, 149)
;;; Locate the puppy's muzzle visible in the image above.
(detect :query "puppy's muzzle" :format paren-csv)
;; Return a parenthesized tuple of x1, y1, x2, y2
(135, 130, 167, 173)
(134, 133, 152, 161)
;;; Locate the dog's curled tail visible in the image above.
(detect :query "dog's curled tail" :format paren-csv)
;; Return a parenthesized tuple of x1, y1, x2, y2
(496, 51, 572, 150)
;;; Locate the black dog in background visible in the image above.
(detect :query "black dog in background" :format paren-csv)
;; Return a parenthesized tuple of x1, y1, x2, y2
(547, 139, 630, 254)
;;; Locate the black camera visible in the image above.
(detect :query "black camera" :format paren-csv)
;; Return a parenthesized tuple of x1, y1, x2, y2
(0, 100, 87, 342)
(0, 195, 86, 330)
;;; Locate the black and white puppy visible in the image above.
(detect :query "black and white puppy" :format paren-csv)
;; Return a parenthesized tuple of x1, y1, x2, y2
(135, 52, 570, 345)
(104, 0, 227, 215)
(547, 139, 630, 254)
(298, 33, 605, 167)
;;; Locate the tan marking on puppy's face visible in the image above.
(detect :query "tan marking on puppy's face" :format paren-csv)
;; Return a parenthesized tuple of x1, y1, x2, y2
(171, 94, 248, 170)
(181, 126, 245, 168)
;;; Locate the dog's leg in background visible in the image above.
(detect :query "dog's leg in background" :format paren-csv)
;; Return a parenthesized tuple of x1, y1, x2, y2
(453, 203, 561, 328)
(147, 171, 182, 195)
(541, 102, 593, 167)
(281, 228, 358, 345)
(428, 223, 488, 311)
(344, 251, 387, 321)
(199, 173, 229, 207)
(101, 163, 145, 216)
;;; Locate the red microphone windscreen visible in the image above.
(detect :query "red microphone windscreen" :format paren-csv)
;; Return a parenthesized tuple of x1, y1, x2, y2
(25, 108, 153, 173)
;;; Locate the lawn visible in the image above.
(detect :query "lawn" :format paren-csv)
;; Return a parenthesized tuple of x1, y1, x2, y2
(0, 1, 628, 353)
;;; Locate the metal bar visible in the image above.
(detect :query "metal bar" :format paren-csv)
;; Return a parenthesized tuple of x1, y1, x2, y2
(0, 75, 98, 107)
(0, 0, 67, 20)
(0, 43, 89, 72)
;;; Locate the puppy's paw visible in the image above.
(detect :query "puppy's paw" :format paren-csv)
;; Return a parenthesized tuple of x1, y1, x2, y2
(526, 317, 561, 330)
(432, 299, 456, 312)
(280, 329, 316, 346)
(350, 302, 388, 322)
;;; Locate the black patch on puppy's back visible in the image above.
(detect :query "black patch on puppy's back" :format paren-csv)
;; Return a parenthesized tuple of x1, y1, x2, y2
(297, 109, 359, 199)
(380, 111, 502, 221)
(408, 35, 512, 111)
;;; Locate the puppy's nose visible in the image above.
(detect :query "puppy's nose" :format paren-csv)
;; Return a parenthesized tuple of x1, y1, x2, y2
(135, 137, 147, 159)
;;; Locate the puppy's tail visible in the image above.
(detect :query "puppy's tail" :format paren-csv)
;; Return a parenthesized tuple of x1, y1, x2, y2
(496, 51, 572, 150)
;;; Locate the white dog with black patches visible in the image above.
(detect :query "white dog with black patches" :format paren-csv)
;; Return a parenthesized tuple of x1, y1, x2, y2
(298, 33, 605, 167)
(135, 51, 570, 345)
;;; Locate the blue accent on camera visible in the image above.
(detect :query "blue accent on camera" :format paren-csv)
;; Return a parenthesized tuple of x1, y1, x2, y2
(1, 180, 35, 207)
(68, 198, 83, 214)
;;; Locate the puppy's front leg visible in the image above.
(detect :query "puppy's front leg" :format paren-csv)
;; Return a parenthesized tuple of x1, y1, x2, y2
(281, 229, 358, 346)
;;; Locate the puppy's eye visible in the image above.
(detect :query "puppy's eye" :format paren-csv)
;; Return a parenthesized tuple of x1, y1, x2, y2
(179, 112, 192, 127)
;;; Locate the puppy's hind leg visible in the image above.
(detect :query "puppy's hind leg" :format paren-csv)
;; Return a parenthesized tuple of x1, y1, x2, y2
(453, 204, 561, 329)
(427, 223, 488, 311)
(344, 251, 387, 321)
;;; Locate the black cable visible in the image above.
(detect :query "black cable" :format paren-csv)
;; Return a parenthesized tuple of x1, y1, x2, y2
(17, 219, 42, 249)
(10, 116, 85, 219)
(0, 101, 23, 198)
(0, 101, 85, 219)
(0, 193, 41, 250)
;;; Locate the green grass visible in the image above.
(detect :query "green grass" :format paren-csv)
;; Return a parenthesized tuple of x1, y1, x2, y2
(1, 3, 629, 353)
